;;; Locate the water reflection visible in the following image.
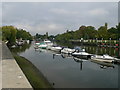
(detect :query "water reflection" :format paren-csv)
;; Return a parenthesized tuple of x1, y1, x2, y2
(83, 46, 120, 58)
(91, 60, 115, 69)
(53, 52, 116, 70)
(57, 42, 120, 58)
(13, 42, 118, 88)
(10, 43, 31, 53)
(73, 58, 83, 71)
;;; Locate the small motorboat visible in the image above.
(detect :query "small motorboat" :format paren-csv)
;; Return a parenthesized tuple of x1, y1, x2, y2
(50, 46, 62, 52)
(91, 59, 115, 68)
(38, 40, 53, 49)
(44, 39, 53, 46)
(35, 41, 40, 45)
(61, 48, 75, 54)
(91, 54, 115, 63)
(61, 53, 73, 58)
(38, 42, 47, 49)
(72, 48, 92, 59)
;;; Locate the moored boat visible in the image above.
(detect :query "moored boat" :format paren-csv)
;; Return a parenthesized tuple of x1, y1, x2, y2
(38, 42, 47, 49)
(38, 40, 53, 49)
(35, 41, 40, 45)
(91, 54, 115, 63)
(50, 46, 62, 52)
(61, 48, 75, 54)
(72, 48, 92, 59)
(44, 39, 53, 46)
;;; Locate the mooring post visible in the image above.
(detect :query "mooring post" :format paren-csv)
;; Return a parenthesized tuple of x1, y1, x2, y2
(110, 38, 111, 47)
(119, 38, 120, 48)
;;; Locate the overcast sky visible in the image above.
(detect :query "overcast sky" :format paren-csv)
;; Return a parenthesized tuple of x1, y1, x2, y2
(2, 2, 118, 35)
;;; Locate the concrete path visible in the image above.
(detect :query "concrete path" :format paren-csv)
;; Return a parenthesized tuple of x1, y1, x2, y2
(0, 40, 2, 90)
(2, 42, 33, 89)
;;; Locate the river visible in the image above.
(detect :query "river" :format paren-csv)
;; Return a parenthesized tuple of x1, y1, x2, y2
(11, 41, 120, 88)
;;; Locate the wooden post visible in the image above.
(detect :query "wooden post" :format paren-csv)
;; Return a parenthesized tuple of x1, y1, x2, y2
(119, 38, 120, 48)
(96, 38, 97, 46)
(110, 38, 111, 47)
(81, 38, 83, 46)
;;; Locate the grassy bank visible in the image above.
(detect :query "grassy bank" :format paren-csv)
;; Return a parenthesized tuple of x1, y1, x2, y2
(12, 53, 53, 89)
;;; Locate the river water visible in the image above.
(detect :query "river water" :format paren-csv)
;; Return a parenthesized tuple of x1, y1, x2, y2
(12, 42, 120, 88)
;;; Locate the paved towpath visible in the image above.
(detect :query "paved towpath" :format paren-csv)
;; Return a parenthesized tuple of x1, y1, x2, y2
(0, 40, 2, 90)
(2, 42, 32, 89)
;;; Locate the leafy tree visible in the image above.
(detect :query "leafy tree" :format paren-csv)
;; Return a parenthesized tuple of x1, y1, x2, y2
(2, 26, 33, 45)
(16, 29, 33, 40)
(2, 26, 17, 45)
(108, 27, 117, 39)
(97, 23, 108, 39)
(116, 23, 120, 39)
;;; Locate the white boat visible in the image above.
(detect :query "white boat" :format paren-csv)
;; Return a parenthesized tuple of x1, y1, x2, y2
(35, 41, 40, 45)
(72, 51, 92, 59)
(61, 48, 75, 54)
(38, 40, 53, 49)
(91, 59, 115, 68)
(71, 48, 92, 59)
(38, 43, 47, 49)
(44, 40, 53, 46)
(91, 54, 115, 63)
(50, 46, 62, 52)
(61, 53, 73, 58)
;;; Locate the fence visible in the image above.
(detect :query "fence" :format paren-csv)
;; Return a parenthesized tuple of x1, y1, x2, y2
(70, 39, 120, 48)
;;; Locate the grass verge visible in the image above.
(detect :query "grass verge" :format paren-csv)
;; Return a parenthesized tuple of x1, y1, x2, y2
(12, 53, 53, 89)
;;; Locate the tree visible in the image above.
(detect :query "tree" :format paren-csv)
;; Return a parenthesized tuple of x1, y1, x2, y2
(116, 23, 120, 39)
(16, 29, 33, 40)
(2, 26, 17, 45)
(2, 26, 33, 45)
(108, 27, 117, 39)
(98, 23, 108, 39)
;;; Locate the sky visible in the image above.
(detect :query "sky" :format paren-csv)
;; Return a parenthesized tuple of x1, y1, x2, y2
(1, 1, 119, 35)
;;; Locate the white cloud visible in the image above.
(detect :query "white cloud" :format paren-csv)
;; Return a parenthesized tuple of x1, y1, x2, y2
(0, 3, 2, 26)
(13, 22, 65, 35)
(50, 8, 79, 15)
(2, 2, 118, 35)
(35, 23, 64, 35)
(1, 0, 120, 2)
(88, 8, 109, 16)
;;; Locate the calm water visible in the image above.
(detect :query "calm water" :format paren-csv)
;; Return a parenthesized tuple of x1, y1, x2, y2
(12, 42, 119, 88)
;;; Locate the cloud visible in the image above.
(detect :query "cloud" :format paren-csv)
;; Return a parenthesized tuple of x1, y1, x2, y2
(2, 2, 118, 35)
(1, 0, 120, 2)
(14, 22, 65, 35)
(0, 2, 2, 26)
(88, 8, 109, 16)
(34, 23, 65, 35)
(50, 8, 79, 15)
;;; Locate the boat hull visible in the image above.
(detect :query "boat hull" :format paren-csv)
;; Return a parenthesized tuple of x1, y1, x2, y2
(72, 54, 92, 59)
(91, 58, 114, 63)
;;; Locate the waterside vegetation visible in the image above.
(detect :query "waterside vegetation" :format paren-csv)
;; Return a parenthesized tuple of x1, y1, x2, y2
(55, 23, 120, 43)
(12, 53, 53, 89)
(1, 26, 33, 46)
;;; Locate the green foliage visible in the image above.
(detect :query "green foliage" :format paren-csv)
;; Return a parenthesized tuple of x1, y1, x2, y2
(13, 53, 53, 89)
(34, 33, 53, 41)
(1, 26, 33, 45)
(16, 29, 33, 40)
(2, 26, 17, 45)
(55, 23, 120, 42)
(116, 23, 120, 39)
